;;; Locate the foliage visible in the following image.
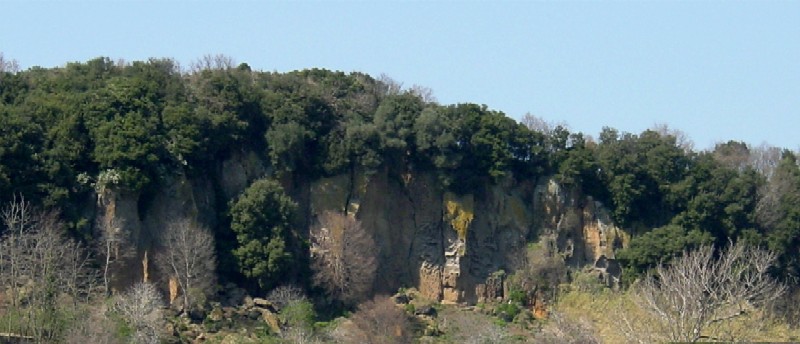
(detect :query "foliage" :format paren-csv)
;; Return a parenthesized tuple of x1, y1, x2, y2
(279, 299, 316, 331)
(617, 224, 713, 277)
(495, 302, 521, 321)
(595, 128, 690, 227)
(508, 238, 568, 304)
(229, 178, 298, 290)
(3, 56, 800, 342)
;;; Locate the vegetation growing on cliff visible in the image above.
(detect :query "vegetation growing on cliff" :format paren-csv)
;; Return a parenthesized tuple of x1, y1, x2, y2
(1, 55, 800, 342)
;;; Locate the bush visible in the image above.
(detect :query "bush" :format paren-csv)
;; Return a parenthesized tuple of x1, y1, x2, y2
(280, 299, 316, 330)
(571, 270, 607, 294)
(508, 289, 527, 305)
(495, 303, 521, 322)
(333, 296, 412, 344)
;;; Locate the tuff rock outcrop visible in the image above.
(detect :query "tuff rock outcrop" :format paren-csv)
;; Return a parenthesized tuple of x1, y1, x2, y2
(96, 150, 627, 303)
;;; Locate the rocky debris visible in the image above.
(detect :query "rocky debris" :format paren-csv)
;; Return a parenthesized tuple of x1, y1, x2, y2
(259, 308, 282, 335)
(243, 296, 255, 309)
(166, 289, 292, 342)
(246, 309, 261, 320)
(253, 297, 275, 310)
(393, 293, 411, 304)
(415, 305, 437, 318)
(208, 306, 224, 322)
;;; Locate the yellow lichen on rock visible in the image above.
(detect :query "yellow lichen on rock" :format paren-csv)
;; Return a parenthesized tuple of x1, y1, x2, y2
(444, 192, 474, 240)
(169, 276, 180, 305)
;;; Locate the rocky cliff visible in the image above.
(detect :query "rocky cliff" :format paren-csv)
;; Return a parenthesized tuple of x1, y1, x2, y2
(97, 150, 627, 303)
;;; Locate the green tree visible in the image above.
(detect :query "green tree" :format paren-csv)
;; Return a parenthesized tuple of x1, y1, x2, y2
(229, 179, 298, 290)
(617, 225, 713, 277)
(0, 106, 46, 204)
(190, 66, 265, 159)
(596, 128, 690, 228)
(373, 92, 425, 165)
(670, 153, 760, 243)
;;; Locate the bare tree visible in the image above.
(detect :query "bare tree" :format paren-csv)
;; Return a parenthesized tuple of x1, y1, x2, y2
(409, 84, 437, 103)
(95, 209, 132, 295)
(310, 211, 377, 306)
(624, 242, 785, 343)
(280, 327, 323, 344)
(114, 282, 164, 344)
(508, 236, 568, 306)
(522, 112, 550, 133)
(521, 113, 568, 135)
(155, 218, 216, 312)
(749, 143, 782, 179)
(58, 237, 98, 306)
(0, 195, 37, 307)
(438, 307, 509, 344)
(267, 284, 306, 310)
(0, 198, 97, 341)
(377, 73, 403, 96)
(756, 165, 795, 231)
(333, 296, 412, 344)
(0, 52, 20, 75)
(189, 54, 235, 74)
(651, 123, 694, 153)
(537, 311, 601, 344)
(64, 302, 122, 344)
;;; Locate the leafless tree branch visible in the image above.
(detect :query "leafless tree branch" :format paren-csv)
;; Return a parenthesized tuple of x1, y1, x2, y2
(114, 282, 164, 344)
(154, 218, 216, 312)
(626, 242, 785, 343)
(310, 211, 377, 306)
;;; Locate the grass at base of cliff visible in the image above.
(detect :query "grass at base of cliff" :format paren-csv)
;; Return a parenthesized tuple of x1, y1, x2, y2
(554, 288, 800, 343)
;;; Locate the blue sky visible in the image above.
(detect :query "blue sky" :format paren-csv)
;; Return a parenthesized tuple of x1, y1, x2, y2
(2, 1, 798, 150)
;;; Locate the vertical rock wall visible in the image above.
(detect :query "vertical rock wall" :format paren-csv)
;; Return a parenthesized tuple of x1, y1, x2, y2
(308, 171, 627, 304)
(96, 149, 626, 302)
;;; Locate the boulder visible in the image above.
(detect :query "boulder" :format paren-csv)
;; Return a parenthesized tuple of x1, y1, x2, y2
(415, 305, 437, 318)
(393, 294, 411, 304)
(260, 308, 282, 334)
(253, 297, 272, 308)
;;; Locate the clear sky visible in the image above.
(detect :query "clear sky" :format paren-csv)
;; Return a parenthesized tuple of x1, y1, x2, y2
(2, 1, 798, 150)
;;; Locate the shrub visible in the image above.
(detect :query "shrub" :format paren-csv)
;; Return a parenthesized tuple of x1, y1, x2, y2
(495, 303, 521, 322)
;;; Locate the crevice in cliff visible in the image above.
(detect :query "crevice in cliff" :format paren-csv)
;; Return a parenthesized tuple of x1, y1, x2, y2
(344, 165, 355, 215)
(403, 179, 419, 263)
(437, 191, 446, 297)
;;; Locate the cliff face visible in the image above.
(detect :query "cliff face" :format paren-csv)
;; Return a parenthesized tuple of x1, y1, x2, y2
(308, 169, 628, 304)
(97, 151, 626, 302)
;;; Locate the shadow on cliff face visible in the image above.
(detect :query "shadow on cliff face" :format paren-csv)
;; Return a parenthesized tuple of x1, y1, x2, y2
(95, 150, 626, 305)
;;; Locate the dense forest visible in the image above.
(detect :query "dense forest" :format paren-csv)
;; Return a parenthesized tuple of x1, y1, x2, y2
(1, 55, 799, 343)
